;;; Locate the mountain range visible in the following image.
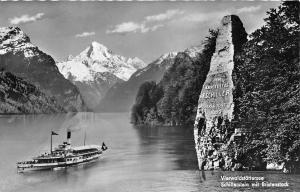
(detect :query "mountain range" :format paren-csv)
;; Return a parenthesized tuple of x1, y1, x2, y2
(96, 45, 205, 112)
(0, 26, 86, 112)
(56, 41, 146, 109)
(95, 52, 177, 112)
(0, 26, 209, 114)
(130, 37, 214, 125)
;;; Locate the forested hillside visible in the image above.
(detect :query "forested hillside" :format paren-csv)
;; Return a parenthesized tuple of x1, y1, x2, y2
(0, 27, 86, 112)
(96, 52, 177, 112)
(131, 30, 218, 126)
(232, 2, 300, 172)
(0, 71, 65, 113)
(131, 1, 299, 172)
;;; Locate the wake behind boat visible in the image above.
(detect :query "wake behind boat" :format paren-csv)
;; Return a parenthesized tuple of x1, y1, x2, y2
(17, 130, 108, 172)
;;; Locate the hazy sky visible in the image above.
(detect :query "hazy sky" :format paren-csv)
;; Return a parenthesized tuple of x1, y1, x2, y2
(0, 1, 280, 63)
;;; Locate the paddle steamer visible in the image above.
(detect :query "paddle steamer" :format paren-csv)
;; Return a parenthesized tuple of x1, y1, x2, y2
(17, 130, 107, 172)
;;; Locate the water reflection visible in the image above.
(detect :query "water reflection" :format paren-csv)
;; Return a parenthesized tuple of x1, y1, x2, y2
(0, 113, 299, 192)
(135, 125, 198, 170)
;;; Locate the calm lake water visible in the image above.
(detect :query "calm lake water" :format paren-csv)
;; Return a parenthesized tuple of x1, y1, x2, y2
(0, 113, 299, 192)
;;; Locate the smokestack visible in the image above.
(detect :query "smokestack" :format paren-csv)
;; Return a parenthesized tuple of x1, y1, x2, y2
(67, 130, 71, 148)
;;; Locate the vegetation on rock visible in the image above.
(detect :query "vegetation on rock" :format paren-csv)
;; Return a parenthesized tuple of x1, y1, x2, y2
(0, 71, 65, 113)
(232, 1, 300, 173)
(131, 29, 218, 126)
(131, 2, 299, 173)
(0, 27, 86, 112)
(97, 53, 176, 112)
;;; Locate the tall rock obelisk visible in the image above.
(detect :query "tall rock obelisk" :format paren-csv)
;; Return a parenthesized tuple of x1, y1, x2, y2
(194, 15, 247, 170)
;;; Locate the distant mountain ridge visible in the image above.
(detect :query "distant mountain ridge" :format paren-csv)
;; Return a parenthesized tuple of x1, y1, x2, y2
(95, 52, 178, 112)
(57, 41, 146, 82)
(56, 41, 146, 109)
(96, 44, 208, 113)
(131, 52, 178, 80)
(0, 26, 86, 112)
(98, 50, 205, 112)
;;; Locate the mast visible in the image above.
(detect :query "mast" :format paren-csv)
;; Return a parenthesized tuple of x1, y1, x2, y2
(84, 130, 86, 146)
(50, 131, 59, 153)
(83, 112, 88, 146)
(50, 131, 53, 154)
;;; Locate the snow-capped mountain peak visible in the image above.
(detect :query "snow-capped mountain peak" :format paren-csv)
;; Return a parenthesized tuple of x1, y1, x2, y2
(79, 41, 113, 61)
(0, 26, 29, 45)
(133, 52, 178, 78)
(0, 26, 35, 56)
(57, 41, 146, 82)
(91, 41, 112, 54)
(0, 26, 86, 111)
(56, 41, 146, 109)
(184, 44, 205, 58)
(67, 55, 74, 61)
(127, 57, 147, 69)
(154, 52, 178, 65)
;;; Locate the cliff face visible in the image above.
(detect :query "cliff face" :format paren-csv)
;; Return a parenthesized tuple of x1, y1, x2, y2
(0, 71, 65, 113)
(0, 27, 86, 112)
(193, 15, 247, 170)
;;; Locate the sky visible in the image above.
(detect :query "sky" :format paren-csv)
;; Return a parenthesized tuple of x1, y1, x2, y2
(0, 1, 281, 63)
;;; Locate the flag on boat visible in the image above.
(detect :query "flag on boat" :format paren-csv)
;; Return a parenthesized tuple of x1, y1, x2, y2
(101, 142, 108, 151)
(51, 131, 59, 135)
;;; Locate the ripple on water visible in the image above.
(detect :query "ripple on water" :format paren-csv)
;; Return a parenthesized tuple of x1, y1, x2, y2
(0, 113, 299, 192)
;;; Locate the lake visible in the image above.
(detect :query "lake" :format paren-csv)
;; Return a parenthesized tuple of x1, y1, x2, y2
(0, 113, 299, 192)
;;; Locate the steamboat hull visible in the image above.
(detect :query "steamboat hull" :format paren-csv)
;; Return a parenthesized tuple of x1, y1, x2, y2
(17, 153, 102, 172)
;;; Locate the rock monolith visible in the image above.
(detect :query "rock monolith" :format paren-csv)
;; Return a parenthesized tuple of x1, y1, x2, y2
(194, 15, 247, 170)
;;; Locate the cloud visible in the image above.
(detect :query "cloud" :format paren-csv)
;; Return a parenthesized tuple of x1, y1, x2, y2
(180, 11, 229, 23)
(106, 22, 163, 34)
(106, 9, 183, 35)
(9, 13, 45, 25)
(149, 24, 164, 31)
(178, 6, 261, 24)
(75, 32, 96, 38)
(236, 5, 261, 14)
(141, 24, 164, 33)
(106, 5, 260, 35)
(181, 13, 209, 23)
(107, 22, 142, 34)
(145, 9, 185, 22)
